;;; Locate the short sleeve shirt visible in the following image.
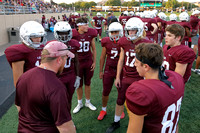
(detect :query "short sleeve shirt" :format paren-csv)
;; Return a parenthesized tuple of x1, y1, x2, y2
(118, 37, 152, 78)
(126, 70, 185, 133)
(16, 67, 71, 133)
(4, 44, 42, 72)
(72, 28, 97, 61)
(101, 37, 120, 69)
(163, 45, 196, 83)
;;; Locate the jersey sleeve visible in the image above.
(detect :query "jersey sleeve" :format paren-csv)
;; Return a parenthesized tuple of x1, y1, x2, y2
(101, 37, 107, 47)
(72, 29, 78, 39)
(48, 84, 72, 126)
(126, 82, 154, 115)
(177, 48, 196, 64)
(4, 45, 26, 67)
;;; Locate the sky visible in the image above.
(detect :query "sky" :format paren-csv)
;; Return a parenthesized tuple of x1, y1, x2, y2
(44, 0, 199, 4)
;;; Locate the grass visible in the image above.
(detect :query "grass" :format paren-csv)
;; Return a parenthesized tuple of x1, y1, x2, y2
(0, 16, 200, 133)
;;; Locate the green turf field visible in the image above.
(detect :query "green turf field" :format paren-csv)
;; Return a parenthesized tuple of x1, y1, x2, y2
(0, 16, 200, 133)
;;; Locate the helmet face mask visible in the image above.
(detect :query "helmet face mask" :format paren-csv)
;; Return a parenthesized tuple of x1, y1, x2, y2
(97, 12, 102, 18)
(108, 22, 123, 42)
(20, 21, 47, 49)
(54, 22, 72, 43)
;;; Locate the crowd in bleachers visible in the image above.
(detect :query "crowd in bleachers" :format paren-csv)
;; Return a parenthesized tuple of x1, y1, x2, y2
(0, 0, 67, 14)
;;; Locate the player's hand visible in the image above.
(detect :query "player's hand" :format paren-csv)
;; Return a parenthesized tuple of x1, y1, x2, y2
(91, 63, 96, 71)
(99, 72, 103, 79)
(114, 78, 121, 88)
(74, 76, 81, 90)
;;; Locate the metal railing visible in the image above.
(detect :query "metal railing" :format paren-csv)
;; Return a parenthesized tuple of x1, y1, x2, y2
(0, 5, 68, 15)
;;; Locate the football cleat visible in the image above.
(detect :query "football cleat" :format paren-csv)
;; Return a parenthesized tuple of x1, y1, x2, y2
(85, 102, 97, 111)
(97, 110, 107, 120)
(106, 121, 120, 133)
(73, 103, 83, 114)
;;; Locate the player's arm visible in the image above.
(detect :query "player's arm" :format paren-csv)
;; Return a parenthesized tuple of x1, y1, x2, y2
(12, 61, 25, 88)
(115, 48, 124, 88)
(74, 52, 80, 77)
(151, 23, 158, 35)
(90, 38, 96, 71)
(175, 62, 188, 77)
(74, 52, 81, 90)
(99, 47, 106, 79)
(57, 120, 76, 133)
(127, 111, 145, 133)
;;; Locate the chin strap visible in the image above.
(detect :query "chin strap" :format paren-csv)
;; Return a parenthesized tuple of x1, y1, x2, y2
(158, 66, 174, 89)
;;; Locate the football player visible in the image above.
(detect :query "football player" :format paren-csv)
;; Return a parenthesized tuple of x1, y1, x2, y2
(177, 12, 192, 46)
(54, 21, 81, 110)
(106, 17, 152, 133)
(119, 11, 130, 30)
(72, 17, 98, 113)
(4, 21, 46, 88)
(126, 43, 185, 133)
(155, 12, 167, 46)
(163, 24, 196, 83)
(91, 12, 105, 42)
(141, 11, 158, 42)
(98, 22, 123, 121)
(190, 10, 200, 55)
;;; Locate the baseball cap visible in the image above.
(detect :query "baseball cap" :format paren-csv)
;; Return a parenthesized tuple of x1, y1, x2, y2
(42, 41, 74, 58)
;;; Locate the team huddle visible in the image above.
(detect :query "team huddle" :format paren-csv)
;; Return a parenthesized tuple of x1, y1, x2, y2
(4, 9, 200, 133)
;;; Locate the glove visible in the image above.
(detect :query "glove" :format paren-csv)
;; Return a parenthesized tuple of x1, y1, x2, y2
(74, 76, 81, 90)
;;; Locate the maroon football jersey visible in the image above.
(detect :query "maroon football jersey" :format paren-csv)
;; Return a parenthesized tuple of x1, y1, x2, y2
(4, 44, 42, 72)
(190, 15, 200, 30)
(72, 28, 97, 61)
(93, 16, 105, 28)
(101, 37, 121, 68)
(119, 16, 130, 28)
(126, 70, 185, 133)
(16, 67, 71, 133)
(163, 45, 196, 83)
(141, 18, 157, 38)
(61, 39, 80, 75)
(166, 20, 177, 26)
(176, 21, 192, 46)
(118, 37, 152, 78)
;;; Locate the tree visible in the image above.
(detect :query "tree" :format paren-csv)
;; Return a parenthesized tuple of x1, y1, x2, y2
(105, 0, 121, 6)
(122, 0, 139, 6)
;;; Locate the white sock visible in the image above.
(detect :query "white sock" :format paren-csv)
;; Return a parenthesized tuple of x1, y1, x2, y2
(78, 99, 82, 104)
(114, 115, 121, 122)
(102, 107, 106, 111)
(86, 99, 90, 104)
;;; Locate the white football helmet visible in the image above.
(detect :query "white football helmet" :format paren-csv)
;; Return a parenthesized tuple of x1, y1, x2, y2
(97, 12, 102, 18)
(124, 17, 144, 41)
(169, 14, 177, 21)
(158, 12, 167, 21)
(179, 12, 190, 21)
(74, 12, 79, 16)
(192, 10, 200, 15)
(139, 12, 145, 18)
(54, 21, 72, 43)
(135, 12, 140, 16)
(144, 11, 153, 18)
(108, 22, 123, 42)
(123, 11, 128, 16)
(20, 21, 46, 49)
(129, 11, 134, 16)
